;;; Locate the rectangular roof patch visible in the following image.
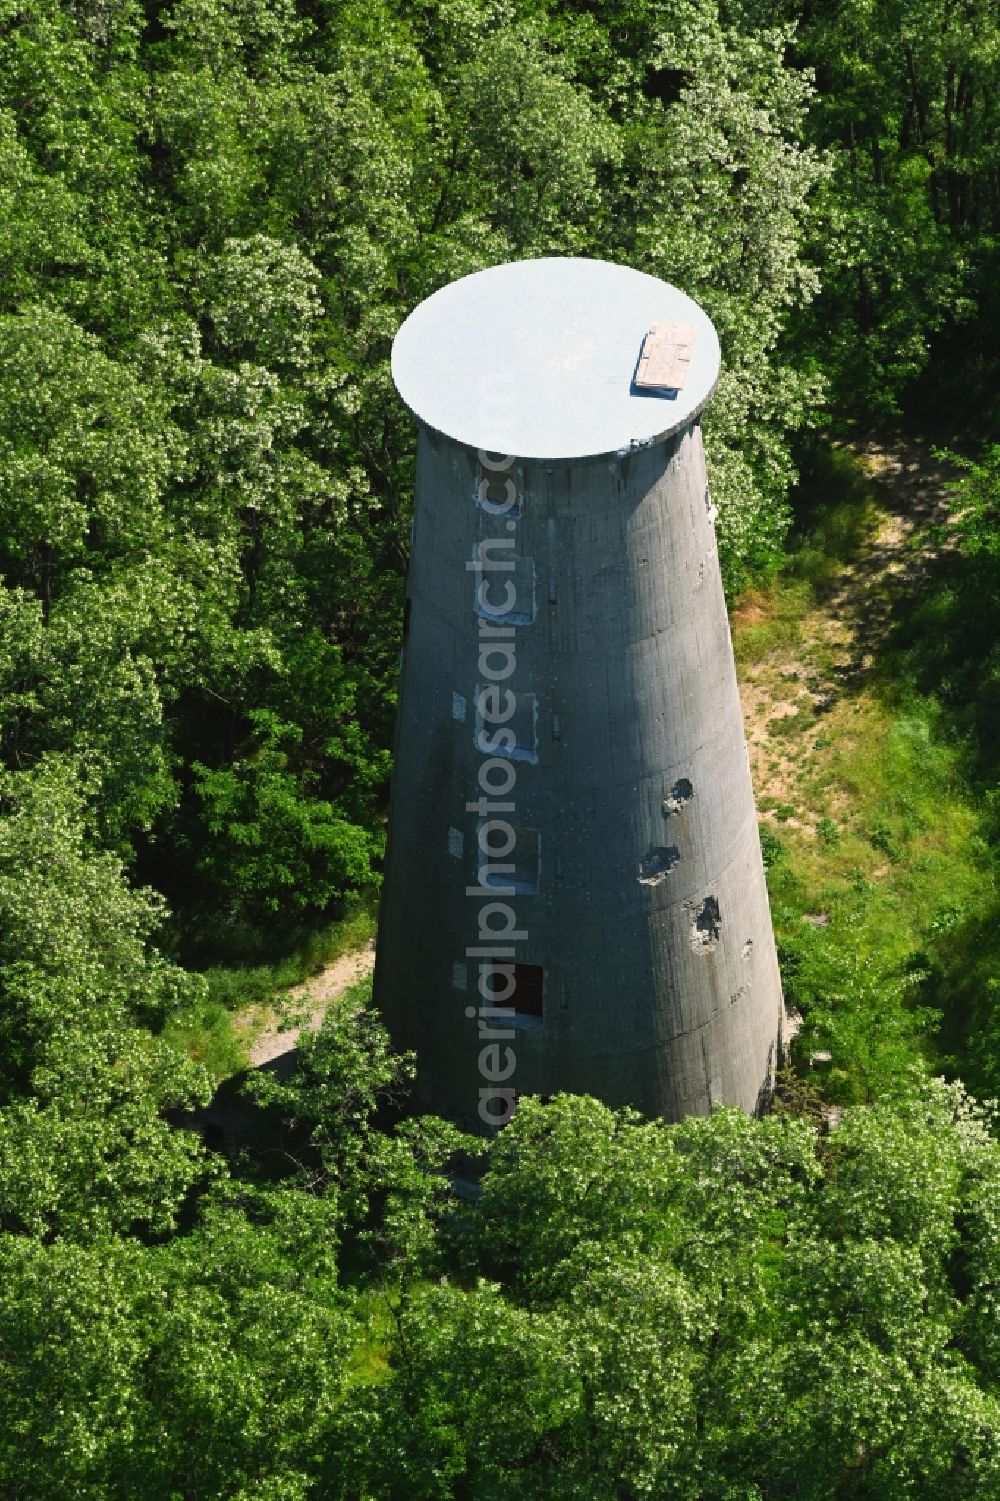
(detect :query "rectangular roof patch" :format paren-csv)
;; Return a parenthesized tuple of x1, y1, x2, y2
(635, 322, 698, 392)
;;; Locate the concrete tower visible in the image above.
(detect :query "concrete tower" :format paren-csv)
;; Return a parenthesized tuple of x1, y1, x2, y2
(375, 257, 784, 1129)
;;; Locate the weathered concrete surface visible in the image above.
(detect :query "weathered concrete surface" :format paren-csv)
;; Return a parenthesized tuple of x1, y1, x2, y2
(375, 259, 784, 1127)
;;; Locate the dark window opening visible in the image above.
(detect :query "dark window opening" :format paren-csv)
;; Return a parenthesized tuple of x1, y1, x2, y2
(402, 596, 412, 641)
(485, 962, 544, 1024)
(512, 962, 544, 1019)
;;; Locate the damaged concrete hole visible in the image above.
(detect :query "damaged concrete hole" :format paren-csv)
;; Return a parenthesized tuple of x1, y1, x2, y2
(741, 938, 754, 961)
(691, 895, 721, 951)
(662, 778, 693, 817)
(638, 846, 681, 886)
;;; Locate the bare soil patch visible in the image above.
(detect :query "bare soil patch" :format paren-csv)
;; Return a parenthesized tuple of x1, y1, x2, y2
(238, 940, 377, 1068)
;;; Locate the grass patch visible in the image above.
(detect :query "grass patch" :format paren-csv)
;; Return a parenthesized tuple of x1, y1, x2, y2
(736, 439, 996, 1103)
(348, 1287, 398, 1386)
(162, 997, 248, 1080)
(787, 440, 881, 593)
(733, 444, 879, 666)
(163, 892, 379, 1078)
(764, 692, 990, 1103)
(768, 695, 985, 962)
(732, 578, 813, 665)
(203, 891, 378, 1013)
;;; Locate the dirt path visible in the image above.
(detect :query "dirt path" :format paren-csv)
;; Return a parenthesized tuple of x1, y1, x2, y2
(237, 940, 376, 1069)
(735, 434, 958, 833)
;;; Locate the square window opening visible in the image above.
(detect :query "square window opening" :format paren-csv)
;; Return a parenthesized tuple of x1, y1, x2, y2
(472, 550, 535, 626)
(475, 688, 538, 764)
(478, 825, 539, 894)
(487, 962, 544, 1022)
(512, 963, 544, 1018)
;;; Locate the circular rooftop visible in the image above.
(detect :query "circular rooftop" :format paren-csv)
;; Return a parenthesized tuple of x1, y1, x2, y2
(391, 257, 721, 463)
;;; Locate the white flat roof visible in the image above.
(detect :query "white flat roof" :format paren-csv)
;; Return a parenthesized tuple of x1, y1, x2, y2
(391, 257, 721, 462)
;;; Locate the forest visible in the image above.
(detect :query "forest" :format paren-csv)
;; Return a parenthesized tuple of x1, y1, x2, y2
(1, 0, 1000, 1493)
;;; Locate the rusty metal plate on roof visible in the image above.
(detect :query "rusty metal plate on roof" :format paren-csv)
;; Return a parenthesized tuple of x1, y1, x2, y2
(635, 322, 698, 392)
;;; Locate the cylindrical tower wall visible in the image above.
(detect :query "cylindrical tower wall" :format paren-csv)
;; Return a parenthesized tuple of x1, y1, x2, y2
(375, 415, 783, 1125)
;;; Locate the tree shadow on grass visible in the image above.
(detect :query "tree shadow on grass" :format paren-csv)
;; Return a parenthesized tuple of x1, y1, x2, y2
(873, 534, 1000, 1095)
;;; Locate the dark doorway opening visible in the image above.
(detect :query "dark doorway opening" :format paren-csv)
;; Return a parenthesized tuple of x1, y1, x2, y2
(511, 963, 544, 1019)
